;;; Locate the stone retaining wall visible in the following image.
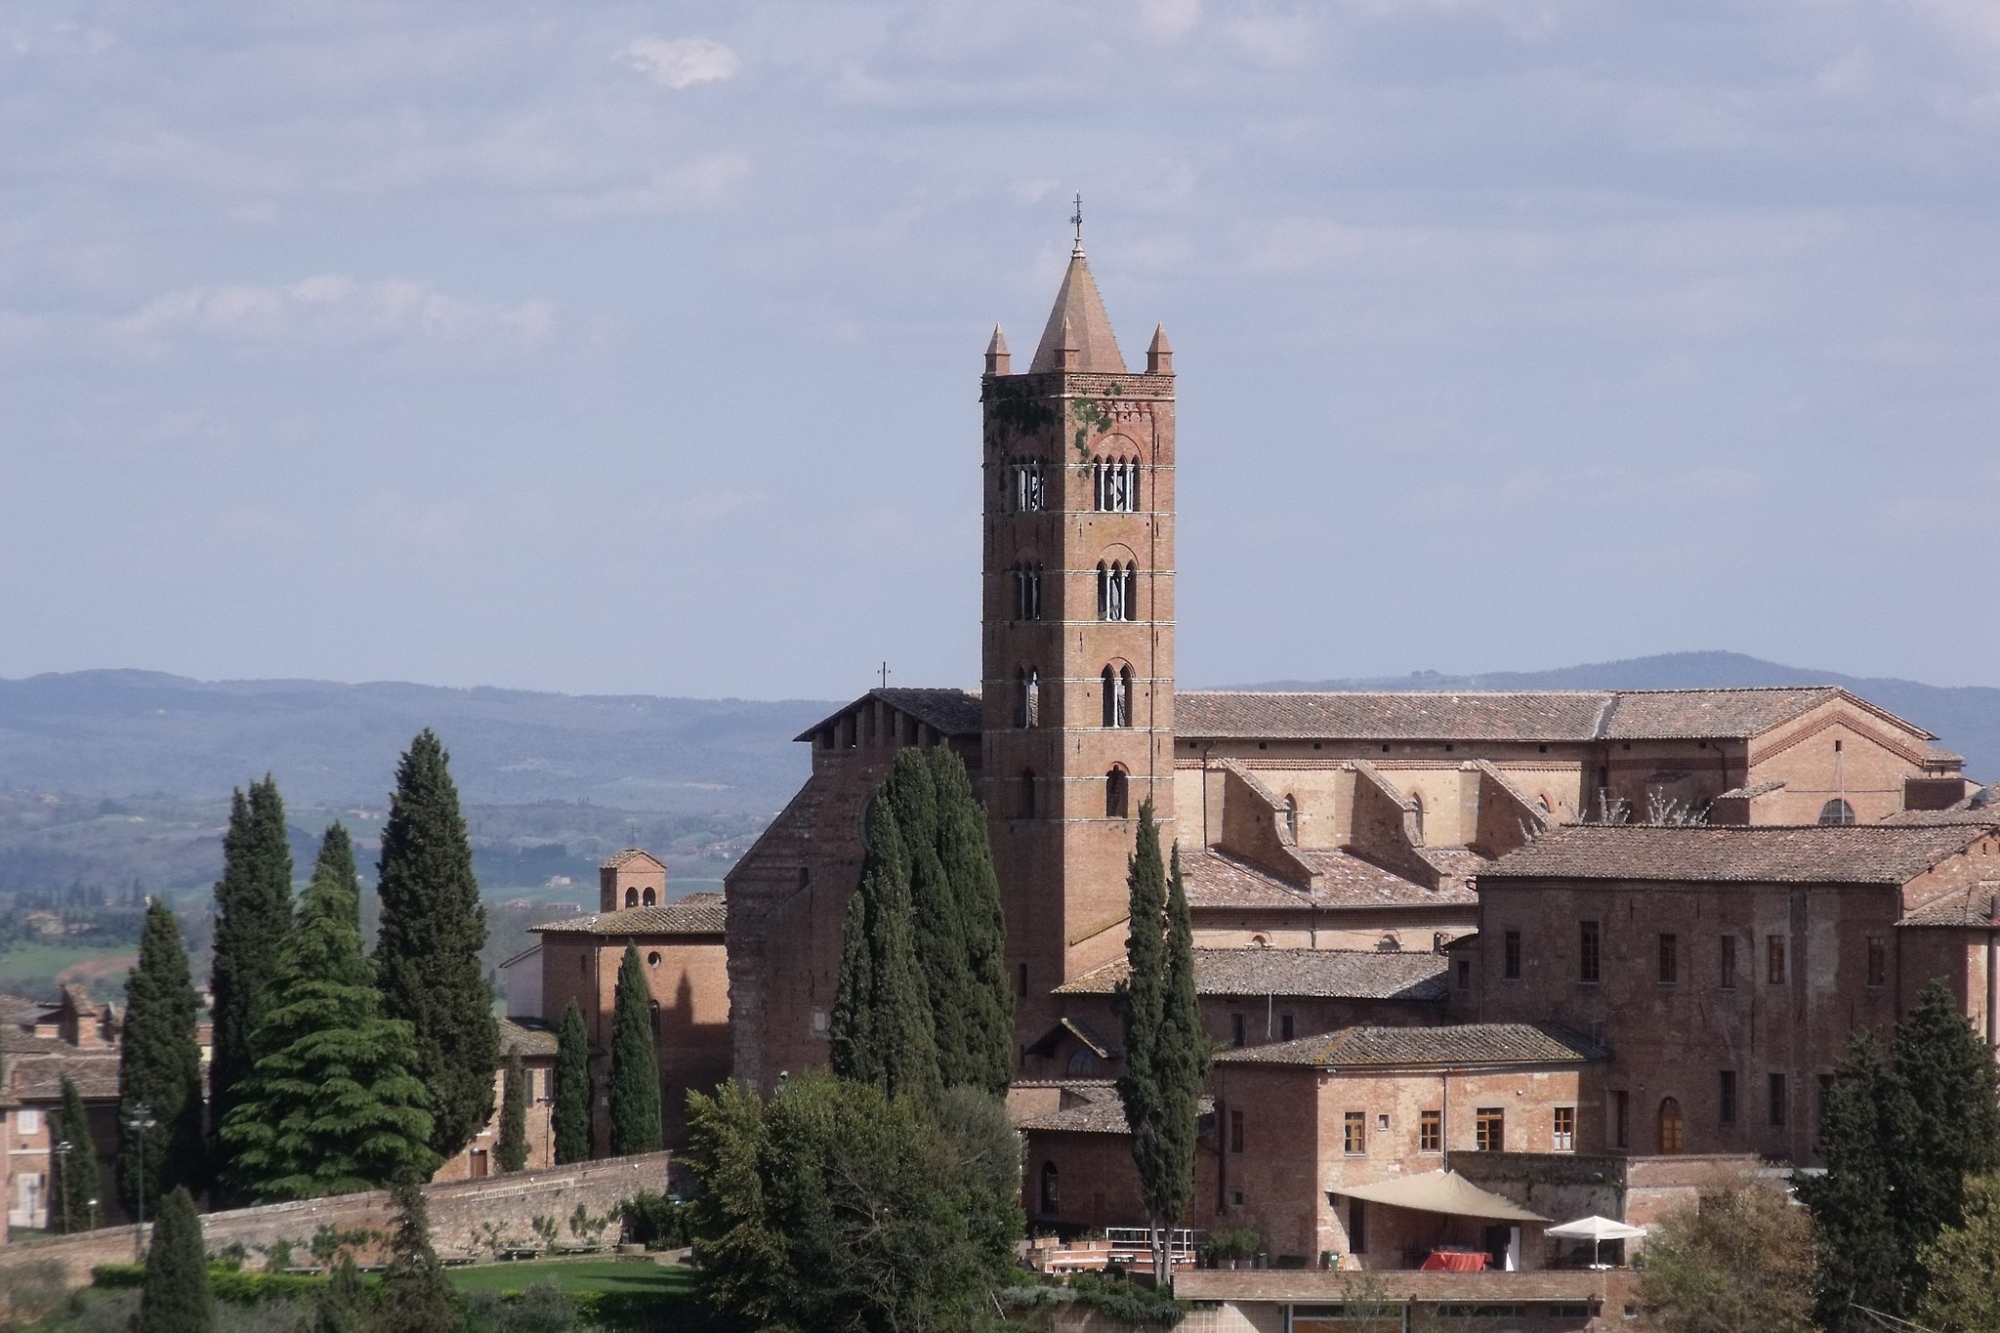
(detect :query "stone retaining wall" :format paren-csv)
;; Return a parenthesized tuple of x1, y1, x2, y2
(0, 1152, 671, 1317)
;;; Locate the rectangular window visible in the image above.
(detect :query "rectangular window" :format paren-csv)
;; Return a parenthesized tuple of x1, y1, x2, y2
(1580, 920, 1601, 983)
(17, 1108, 41, 1135)
(1229, 1109, 1244, 1154)
(1867, 936, 1887, 988)
(1344, 1111, 1366, 1155)
(1419, 1110, 1442, 1153)
(1457, 959, 1472, 991)
(1611, 1091, 1630, 1149)
(1659, 933, 1679, 985)
(1720, 1071, 1737, 1125)
(1280, 1013, 1296, 1042)
(1768, 936, 1787, 985)
(1475, 1107, 1505, 1152)
(1231, 1013, 1247, 1048)
(1348, 1198, 1368, 1254)
(1720, 935, 1737, 990)
(1553, 1106, 1575, 1152)
(1769, 1073, 1787, 1127)
(1503, 929, 1522, 980)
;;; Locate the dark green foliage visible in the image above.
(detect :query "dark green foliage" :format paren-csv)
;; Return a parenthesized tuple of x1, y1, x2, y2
(608, 944, 663, 1156)
(53, 1073, 100, 1232)
(377, 1178, 460, 1333)
(619, 1191, 693, 1249)
(498, 1046, 529, 1173)
(685, 1073, 1016, 1333)
(1154, 846, 1207, 1249)
(1639, 1185, 1814, 1333)
(135, 1186, 214, 1333)
(829, 799, 941, 1102)
(886, 750, 976, 1086)
(553, 999, 593, 1164)
(314, 1252, 378, 1333)
(928, 746, 1014, 1093)
(222, 823, 438, 1200)
(1798, 981, 2000, 1327)
(118, 899, 207, 1216)
(934, 1085, 1027, 1269)
(374, 730, 500, 1162)
(1919, 1172, 2000, 1333)
(210, 776, 295, 1182)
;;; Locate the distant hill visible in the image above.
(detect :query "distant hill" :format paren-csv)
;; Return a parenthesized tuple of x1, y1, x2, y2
(1238, 651, 2000, 778)
(0, 670, 841, 812)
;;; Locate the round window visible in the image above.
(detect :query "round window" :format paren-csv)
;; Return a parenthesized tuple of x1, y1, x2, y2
(647, 951, 662, 967)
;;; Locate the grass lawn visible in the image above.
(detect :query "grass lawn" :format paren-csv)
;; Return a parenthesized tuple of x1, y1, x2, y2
(0, 941, 136, 1001)
(446, 1257, 714, 1330)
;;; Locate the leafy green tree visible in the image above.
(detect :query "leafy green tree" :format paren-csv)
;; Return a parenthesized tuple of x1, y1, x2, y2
(222, 824, 438, 1200)
(829, 799, 941, 1103)
(117, 899, 206, 1215)
(53, 1073, 100, 1232)
(685, 1073, 1014, 1333)
(497, 1046, 528, 1172)
(373, 730, 499, 1161)
(209, 776, 294, 1182)
(377, 1177, 460, 1333)
(134, 1186, 214, 1333)
(608, 945, 663, 1156)
(1919, 1172, 2000, 1333)
(927, 746, 1014, 1093)
(1639, 1184, 1814, 1333)
(552, 998, 592, 1164)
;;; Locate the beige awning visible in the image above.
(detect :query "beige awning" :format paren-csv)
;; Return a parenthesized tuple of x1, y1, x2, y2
(1329, 1170, 1547, 1223)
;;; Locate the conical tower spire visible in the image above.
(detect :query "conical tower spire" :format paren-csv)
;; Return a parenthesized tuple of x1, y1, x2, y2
(1029, 252, 1125, 374)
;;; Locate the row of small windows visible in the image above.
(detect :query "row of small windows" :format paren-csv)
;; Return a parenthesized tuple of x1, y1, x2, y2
(1012, 766, 1135, 819)
(1093, 457, 1140, 512)
(1009, 562, 1043, 620)
(1098, 561, 1138, 620)
(622, 887, 658, 907)
(1004, 458, 1046, 513)
(1014, 664, 1140, 729)
(1606, 1075, 1797, 1151)
(1228, 1104, 1557, 1159)
(1497, 924, 1887, 990)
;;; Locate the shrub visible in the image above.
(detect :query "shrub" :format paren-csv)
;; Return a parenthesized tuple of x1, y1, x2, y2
(1206, 1226, 1264, 1261)
(618, 1191, 690, 1249)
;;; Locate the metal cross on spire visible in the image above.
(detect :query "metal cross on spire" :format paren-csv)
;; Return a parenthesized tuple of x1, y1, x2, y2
(1070, 193, 1084, 256)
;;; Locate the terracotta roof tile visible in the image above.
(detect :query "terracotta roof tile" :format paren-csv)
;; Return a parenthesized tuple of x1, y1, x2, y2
(1212, 1022, 1606, 1068)
(599, 848, 663, 871)
(1028, 252, 1126, 374)
(531, 891, 725, 937)
(1018, 1093, 1210, 1136)
(1182, 849, 1475, 912)
(496, 1017, 560, 1058)
(1482, 825, 1984, 886)
(794, 688, 983, 742)
(1900, 884, 2000, 928)
(4, 1044, 120, 1100)
(1054, 948, 1448, 1001)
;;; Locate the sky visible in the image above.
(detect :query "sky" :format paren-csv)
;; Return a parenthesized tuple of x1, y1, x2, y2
(3, 1, 1998, 700)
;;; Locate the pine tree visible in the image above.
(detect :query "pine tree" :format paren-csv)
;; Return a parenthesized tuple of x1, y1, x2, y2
(1797, 1032, 1901, 1329)
(377, 1178, 460, 1333)
(209, 776, 294, 1182)
(222, 824, 437, 1200)
(1114, 802, 1171, 1279)
(927, 746, 1014, 1093)
(1887, 980, 2000, 1297)
(497, 1046, 528, 1172)
(118, 899, 206, 1216)
(53, 1073, 100, 1232)
(553, 998, 593, 1164)
(828, 800, 940, 1103)
(374, 731, 499, 1161)
(1149, 843, 1207, 1281)
(609, 945, 664, 1155)
(134, 1186, 214, 1333)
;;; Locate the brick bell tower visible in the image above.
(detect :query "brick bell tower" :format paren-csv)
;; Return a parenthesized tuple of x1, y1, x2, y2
(981, 221, 1177, 1045)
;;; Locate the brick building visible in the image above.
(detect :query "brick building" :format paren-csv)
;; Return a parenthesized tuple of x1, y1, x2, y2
(530, 850, 732, 1149)
(2, 988, 121, 1236)
(432, 1017, 559, 1181)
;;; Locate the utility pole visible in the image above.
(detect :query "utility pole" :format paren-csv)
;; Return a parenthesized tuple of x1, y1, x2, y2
(125, 1100, 156, 1260)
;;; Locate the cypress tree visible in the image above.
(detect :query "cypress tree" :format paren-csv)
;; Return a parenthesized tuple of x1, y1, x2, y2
(887, 750, 978, 1087)
(118, 899, 206, 1216)
(209, 776, 294, 1181)
(377, 1178, 460, 1333)
(134, 1186, 214, 1333)
(553, 998, 593, 1164)
(1114, 802, 1170, 1279)
(53, 1074, 100, 1232)
(928, 746, 1014, 1093)
(1797, 1032, 1901, 1330)
(609, 944, 664, 1155)
(374, 730, 499, 1161)
(222, 824, 437, 1200)
(828, 801, 940, 1103)
(497, 1046, 528, 1172)
(1150, 844, 1208, 1282)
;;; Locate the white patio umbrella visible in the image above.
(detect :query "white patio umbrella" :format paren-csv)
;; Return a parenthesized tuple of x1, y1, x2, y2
(1545, 1215, 1647, 1268)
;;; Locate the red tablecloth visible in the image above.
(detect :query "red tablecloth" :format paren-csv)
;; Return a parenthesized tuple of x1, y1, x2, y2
(1420, 1251, 1489, 1272)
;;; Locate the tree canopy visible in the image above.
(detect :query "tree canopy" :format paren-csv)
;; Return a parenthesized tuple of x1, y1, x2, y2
(209, 775, 294, 1183)
(134, 1186, 214, 1333)
(608, 944, 663, 1156)
(1639, 1183, 1814, 1333)
(552, 998, 592, 1164)
(117, 898, 206, 1215)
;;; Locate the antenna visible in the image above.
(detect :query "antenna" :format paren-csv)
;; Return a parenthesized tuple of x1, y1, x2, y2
(1070, 193, 1084, 256)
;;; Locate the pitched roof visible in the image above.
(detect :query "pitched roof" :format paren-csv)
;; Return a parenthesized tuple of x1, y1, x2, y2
(1054, 947, 1448, 1002)
(600, 848, 663, 872)
(496, 1017, 560, 1058)
(1180, 848, 1477, 912)
(1481, 825, 1985, 886)
(2, 1037, 121, 1100)
(1174, 686, 1929, 744)
(530, 892, 726, 937)
(1213, 1022, 1606, 1068)
(1899, 884, 2000, 928)
(793, 688, 983, 742)
(1017, 1091, 1212, 1136)
(1028, 253, 1126, 374)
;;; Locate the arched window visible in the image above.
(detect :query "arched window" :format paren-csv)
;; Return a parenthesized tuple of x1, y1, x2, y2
(1101, 666, 1117, 728)
(624, 887, 638, 908)
(1284, 795, 1299, 841)
(1118, 665, 1135, 727)
(1106, 766, 1130, 818)
(1410, 793, 1425, 844)
(1658, 1097, 1684, 1154)
(1819, 799, 1856, 826)
(1008, 457, 1045, 513)
(1015, 667, 1040, 729)
(1039, 1160, 1060, 1214)
(1017, 770, 1037, 819)
(1123, 563, 1138, 619)
(1011, 561, 1043, 621)
(649, 999, 662, 1039)
(1093, 456, 1140, 513)
(642, 887, 657, 907)
(1066, 1048, 1100, 1076)
(1377, 932, 1403, 953)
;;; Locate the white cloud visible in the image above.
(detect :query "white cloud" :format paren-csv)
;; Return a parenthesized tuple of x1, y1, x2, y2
(113, 275, 555, 354)
(622, 36, 742, 89)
